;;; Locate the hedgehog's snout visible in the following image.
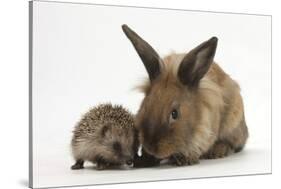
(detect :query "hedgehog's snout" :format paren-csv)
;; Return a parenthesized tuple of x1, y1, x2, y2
(126, 159, 133, 165)
(122, 153, 134, 165)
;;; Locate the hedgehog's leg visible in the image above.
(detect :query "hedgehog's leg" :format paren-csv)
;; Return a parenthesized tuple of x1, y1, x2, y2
(96, 160, 122, 170)
(96, 161, 112, 170)
(71, 159, 84, 170)
(94, 156, 110, 170)
(202, 140, 234, 159)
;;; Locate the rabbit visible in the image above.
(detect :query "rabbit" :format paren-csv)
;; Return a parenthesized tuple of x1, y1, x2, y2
(121, 24, 248, 166)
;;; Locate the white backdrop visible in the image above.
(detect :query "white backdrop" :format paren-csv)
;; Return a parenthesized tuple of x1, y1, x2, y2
(31, 1, 271, 188)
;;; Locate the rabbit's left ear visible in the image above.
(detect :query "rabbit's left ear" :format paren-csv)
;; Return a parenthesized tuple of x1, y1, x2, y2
(178, 37, 218, 87)
(122, 24, 161, 81)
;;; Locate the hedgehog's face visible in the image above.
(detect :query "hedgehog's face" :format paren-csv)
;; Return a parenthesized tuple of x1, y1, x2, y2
(98, 122, 136, 165)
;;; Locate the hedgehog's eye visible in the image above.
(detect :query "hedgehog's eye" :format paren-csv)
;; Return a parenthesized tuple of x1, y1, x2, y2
(113, 142, 122, 153)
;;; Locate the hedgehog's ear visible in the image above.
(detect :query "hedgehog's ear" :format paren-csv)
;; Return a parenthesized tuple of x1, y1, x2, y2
(122, 24, 161, 81)
(101, 124, 109, 137)
(178, 37, 218, 87)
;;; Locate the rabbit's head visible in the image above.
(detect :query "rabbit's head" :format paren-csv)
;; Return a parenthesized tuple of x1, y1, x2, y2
(122, 25, 218, 159)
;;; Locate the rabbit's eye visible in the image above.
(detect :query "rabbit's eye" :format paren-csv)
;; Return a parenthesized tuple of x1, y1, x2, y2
(171, 109, 178, 120)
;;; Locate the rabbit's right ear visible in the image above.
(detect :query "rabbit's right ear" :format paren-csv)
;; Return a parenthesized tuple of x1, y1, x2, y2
(178, 37, 218, 87)
(122, 25, 161, 81)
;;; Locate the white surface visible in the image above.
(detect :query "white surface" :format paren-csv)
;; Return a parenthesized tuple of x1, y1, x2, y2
(30, 1, 271, 188)
(36, 148, 270, 188)
(0, 1, 280, 189)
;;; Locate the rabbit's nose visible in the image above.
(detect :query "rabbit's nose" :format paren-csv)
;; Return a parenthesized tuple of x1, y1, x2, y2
(126, 159, 133, 165)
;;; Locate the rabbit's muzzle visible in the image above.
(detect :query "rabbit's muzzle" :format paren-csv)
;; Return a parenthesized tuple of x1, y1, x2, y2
(139, 119, 170, 156)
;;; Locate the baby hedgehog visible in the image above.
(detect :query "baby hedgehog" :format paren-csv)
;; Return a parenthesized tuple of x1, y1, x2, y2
(71, 103, 138, 170)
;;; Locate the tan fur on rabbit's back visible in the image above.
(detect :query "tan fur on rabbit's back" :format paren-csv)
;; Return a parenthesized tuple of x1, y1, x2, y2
(122, 24, 248, 166)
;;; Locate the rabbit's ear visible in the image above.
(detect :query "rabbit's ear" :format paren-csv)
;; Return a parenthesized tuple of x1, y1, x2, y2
(122, 25, 161, 81)
(178, 37, 218, 87)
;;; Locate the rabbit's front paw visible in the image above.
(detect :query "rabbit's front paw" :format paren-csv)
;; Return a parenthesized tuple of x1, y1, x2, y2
(170, 153, 199, 166)
(202, 141, 234, 159)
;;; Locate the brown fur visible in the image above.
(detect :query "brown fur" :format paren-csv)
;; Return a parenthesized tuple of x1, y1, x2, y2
(122, 25, 248, 166)
(136, 55, 248, 164)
